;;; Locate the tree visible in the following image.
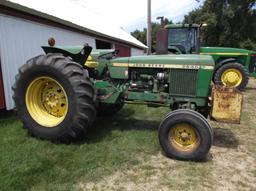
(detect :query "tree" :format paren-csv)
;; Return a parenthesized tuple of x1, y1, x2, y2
(131, 18, 172, 52)
(131, 29, 147, 47)
(184, 0, 256, 50)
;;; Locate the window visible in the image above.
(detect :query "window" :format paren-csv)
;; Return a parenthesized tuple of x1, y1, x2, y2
(96, 39, 112, 49)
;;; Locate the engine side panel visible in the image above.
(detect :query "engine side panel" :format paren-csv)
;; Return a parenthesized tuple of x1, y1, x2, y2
(104, 55, 214, 107)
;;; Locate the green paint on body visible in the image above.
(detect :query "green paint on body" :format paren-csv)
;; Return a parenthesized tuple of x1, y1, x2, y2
(43, 45, 215, 109)
(111, 54, 214, 66)
(200, 47, 256, 77)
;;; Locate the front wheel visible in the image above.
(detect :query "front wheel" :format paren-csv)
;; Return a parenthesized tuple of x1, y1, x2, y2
(158, 109, 213, 161)
(13, 54, 96, 142)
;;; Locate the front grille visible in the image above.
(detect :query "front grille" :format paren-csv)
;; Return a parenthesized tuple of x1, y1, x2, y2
(169, 69, 198, 96)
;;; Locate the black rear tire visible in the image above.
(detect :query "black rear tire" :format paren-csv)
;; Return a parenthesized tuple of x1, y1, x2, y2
(159, 109, 213, 161)
(214, 63, 249, 91)
(13, 54, 96, 142)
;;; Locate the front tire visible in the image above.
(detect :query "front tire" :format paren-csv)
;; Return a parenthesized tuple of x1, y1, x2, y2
(214, 63, 249, 91)
(158, 109, 213, 161)
(13, 54, 96, 142)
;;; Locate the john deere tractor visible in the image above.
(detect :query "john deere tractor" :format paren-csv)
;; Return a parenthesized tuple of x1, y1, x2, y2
(156, 21, 256, 91)
(13, 43, 243, 161)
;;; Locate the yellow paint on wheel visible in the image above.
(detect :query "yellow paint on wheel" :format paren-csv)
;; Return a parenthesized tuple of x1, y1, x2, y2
(25, 77, 68, 127)
(169, 123, 200, 152)
(221, 69, 242, 87)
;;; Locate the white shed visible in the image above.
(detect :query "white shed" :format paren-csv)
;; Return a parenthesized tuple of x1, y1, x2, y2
(0, 0, 147, 110)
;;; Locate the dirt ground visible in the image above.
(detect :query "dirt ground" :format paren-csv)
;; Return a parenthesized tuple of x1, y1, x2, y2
(77, 79, 256, 191)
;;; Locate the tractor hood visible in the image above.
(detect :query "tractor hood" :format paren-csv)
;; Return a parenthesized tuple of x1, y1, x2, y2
(200, 47, 256, 55)
(110, 54, 214, 69)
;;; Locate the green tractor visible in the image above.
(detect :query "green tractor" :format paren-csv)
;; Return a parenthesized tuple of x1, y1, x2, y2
(13, 43, 242, 161)
(156, 22, 256, 91)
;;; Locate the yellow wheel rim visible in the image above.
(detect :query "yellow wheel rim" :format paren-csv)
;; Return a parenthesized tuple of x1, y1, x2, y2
(25, 77, 68, 127)
(221, 68, 242, 87)
(169, 123, 200, 152)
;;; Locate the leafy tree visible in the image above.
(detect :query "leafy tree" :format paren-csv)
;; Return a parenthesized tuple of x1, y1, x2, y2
(131, 18, 172, 52)
(184, 0, 256, 50)
(131, 29, 147, 46)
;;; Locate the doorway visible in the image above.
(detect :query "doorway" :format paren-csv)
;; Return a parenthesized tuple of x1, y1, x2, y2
(0, 62, 5, 109)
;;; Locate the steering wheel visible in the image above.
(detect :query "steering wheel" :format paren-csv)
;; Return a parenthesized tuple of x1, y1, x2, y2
(172, 44, 186, 54)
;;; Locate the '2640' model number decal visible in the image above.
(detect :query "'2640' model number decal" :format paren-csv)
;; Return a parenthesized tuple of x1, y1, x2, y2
(182, 65, 200, 69)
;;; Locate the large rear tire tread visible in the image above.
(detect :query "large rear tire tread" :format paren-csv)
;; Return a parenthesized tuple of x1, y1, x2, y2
(13, 53, 96, 142)
(214, 62, 249, 91)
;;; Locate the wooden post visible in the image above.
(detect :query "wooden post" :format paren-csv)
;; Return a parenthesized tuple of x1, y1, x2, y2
(147, 0, 152, 55)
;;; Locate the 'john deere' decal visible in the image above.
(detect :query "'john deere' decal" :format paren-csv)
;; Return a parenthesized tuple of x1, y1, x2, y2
(112, 63, 214, 70)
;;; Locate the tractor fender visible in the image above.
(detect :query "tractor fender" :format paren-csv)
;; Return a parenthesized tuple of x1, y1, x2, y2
(214, 58, 238, 72)
(41, 45, 92, 65)
(213, 58, 239, 78)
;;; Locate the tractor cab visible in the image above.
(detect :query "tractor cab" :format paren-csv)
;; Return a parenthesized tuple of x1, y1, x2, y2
(156, 22, 206, 55)
(166, 24, 201, 54)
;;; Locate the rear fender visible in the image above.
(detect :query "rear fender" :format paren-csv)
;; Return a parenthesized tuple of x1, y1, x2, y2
(215, 58, 237, 70)
(213, 58, 238, 78)
(41, 45, 92, 65)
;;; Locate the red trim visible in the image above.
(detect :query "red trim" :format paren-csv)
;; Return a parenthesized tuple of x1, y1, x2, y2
(0, 63, 5, 109)
(115, 44, 131, 57)
(251, 54, 256, 57)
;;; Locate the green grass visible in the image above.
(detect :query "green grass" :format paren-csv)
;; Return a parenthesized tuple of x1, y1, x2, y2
(0, 106, 169, 191)
(1, 79, 256, 191)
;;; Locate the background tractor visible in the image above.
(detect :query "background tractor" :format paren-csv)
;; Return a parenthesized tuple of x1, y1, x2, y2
(156, 20, 256, 91)
(13, 43, 243, 161)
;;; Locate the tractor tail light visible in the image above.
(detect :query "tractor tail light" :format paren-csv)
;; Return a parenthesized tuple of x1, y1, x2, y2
(249, 54, 256, 73)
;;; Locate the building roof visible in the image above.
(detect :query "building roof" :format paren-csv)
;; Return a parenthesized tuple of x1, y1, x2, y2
(1, 0, 147, 49)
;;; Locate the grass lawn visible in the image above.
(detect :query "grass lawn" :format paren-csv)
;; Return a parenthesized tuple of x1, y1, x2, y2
(0, 79, 256, 191)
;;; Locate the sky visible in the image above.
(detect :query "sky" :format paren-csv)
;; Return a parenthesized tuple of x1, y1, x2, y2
(71, 0, 204, 32)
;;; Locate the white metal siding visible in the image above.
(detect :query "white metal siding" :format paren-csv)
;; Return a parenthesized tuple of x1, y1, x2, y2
(131, 48, 144, 56)
(0, 14, 96, 110)
(4, 0, 147, 49)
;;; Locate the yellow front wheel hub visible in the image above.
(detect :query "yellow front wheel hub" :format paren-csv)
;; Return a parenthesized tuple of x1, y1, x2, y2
(25, 77, 68, 127)
(221, 69, 242, 87)
(169, 123, 200, 152)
